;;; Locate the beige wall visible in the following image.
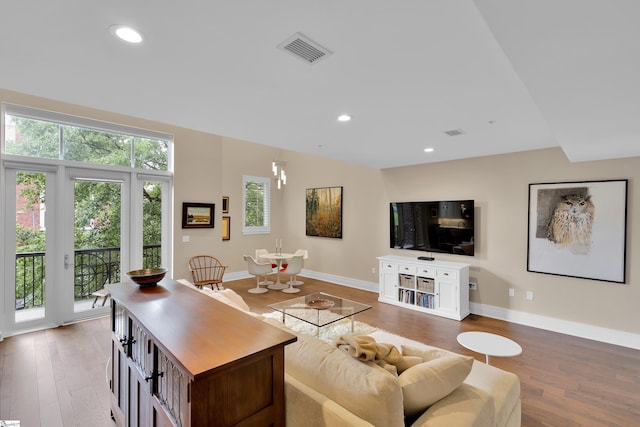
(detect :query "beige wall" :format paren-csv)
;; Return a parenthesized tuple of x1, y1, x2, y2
(379, 149, 639, 335)
(279, 150, 385, 284)
(2, 88, 638, 338)
(215, 137, 385, 283)
(218, 136, 287, 273)
(172, 128, 224, 280)
(270, 146, 639, 336)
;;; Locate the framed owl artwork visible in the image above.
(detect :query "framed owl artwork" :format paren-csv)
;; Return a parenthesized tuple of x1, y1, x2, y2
(527, 179, 628, 283)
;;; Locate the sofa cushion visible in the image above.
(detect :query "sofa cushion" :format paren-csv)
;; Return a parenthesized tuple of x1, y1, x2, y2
(205, 288, 252, 312)
(463, 361, 521, 427)
(176, 279, 252, 312)
(367, 330, 520, 426)
(284, 333, 404, 427)
(284, 373, 377, 427)
(399, 354, 474, 418)
(396, 355, 424, 373)
(409, 383, 495, 427)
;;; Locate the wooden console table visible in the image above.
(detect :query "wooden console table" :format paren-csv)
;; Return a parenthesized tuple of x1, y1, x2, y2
(106, 279, 297, 427)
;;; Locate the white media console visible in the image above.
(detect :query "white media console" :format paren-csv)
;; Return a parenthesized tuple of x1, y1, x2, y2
(377, 255, 470, 321)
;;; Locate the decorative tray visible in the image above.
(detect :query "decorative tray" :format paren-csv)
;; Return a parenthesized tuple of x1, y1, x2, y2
(306, 299, 335, 310)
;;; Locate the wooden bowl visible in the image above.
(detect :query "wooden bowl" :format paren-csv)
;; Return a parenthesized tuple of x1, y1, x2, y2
(127, 267, 167, 287)
(306, 299, 335, 310)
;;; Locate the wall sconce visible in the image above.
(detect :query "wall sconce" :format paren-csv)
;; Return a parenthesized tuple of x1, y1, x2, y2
(272, 161, 287, 189)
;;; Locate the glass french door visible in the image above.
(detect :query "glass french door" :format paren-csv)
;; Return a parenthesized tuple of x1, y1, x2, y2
(2, 165, 57, 333)
(135, 177, 169, 271)
(64, 169, 129, 321)
(2, 163, 171, 335)
(63, 171, 171, 321)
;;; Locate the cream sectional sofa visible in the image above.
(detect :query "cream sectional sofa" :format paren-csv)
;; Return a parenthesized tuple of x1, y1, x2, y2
(268, 324, 521, 427)
(178, 281, 521, 427)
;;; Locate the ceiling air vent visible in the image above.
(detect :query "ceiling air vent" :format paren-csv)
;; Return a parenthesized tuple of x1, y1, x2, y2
(444, 129, 466, 137)
(277, 32, 332, 65)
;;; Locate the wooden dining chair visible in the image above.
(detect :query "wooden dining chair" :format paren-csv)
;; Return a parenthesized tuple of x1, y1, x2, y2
(188, 255, 227, 290)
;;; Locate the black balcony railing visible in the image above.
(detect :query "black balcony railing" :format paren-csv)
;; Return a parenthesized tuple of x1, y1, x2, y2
(15, 244, 161, 310)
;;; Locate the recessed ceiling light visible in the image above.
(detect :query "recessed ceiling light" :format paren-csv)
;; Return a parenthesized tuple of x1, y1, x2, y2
(337, 114, 351, 122)
(424, 147, 435, 153)
(110, 25, 143, 44)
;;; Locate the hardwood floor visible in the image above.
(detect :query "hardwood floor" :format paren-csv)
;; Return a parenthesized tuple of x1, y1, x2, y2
(1, 277, 638, 426)
(0, 316, 112, 427)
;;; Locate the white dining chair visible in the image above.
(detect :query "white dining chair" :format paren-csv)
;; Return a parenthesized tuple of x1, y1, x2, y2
(285, 249, 308, 286)
(255, 248, 278, 269)
(281, 255, 304, 293)
(244, 255, 272, 294)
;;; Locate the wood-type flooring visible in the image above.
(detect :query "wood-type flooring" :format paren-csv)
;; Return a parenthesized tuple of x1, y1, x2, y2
(1, 276, 638, 426)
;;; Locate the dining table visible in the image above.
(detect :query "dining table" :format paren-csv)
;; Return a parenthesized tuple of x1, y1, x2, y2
(260, 252, 294, 290)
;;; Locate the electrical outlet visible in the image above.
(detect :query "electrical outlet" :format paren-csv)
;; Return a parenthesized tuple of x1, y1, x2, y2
(469, 282, 477, 290)
(526, 291, 534, 301)
(371, 267, 376, 274)
(509, 288, 515, 297)
(182, 235, 190, 243)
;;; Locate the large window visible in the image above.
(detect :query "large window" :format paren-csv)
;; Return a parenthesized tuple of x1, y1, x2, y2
(242, 175, 270, 234)
(3, 104, 170, 171)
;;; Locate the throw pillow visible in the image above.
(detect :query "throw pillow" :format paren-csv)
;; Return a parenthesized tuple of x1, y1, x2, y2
(395, 356, 424, 374)
(398, 354, 474, 418)
(402, 344, 453, 361)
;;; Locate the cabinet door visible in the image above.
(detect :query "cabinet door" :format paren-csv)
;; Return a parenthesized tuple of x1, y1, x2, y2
(154, 344, 189, 427)
(380, 262, 398, 300)
(127, 362, 151, 427)
(436, 280, 458, 316)
(110, 301, 129, 426)
(151, 401, 175, 427)
(110, 340, 127, 426)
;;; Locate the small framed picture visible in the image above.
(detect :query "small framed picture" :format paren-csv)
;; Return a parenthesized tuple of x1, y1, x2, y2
(182, 202, 215, 228)
(222, 196, 229, 213)
(222, 216, 231, 240)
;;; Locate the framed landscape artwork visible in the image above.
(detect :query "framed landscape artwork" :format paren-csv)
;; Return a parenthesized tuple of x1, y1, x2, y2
(222, 216, 230, 240)
(527, 179, 628, 283)
(182, 202, 215, 228)
(306, 186, 343, 238)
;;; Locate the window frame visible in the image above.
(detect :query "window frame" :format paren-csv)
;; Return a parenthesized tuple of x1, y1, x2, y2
(2, 103, 172, 171)
(242, 175, 271, 235)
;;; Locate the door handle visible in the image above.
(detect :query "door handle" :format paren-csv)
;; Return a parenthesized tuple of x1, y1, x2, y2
(64, 254, 74, 270)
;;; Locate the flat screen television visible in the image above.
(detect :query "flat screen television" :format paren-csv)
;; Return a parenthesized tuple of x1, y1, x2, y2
(390, 200, 474, 256)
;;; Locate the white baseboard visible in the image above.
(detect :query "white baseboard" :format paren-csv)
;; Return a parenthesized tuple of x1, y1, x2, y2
(470, 302, 640, 350)
(292, 269, 640, 350)
(223, 271, 252, 282)
(225, 269, 378, 292)
(299, 269, 379, 293)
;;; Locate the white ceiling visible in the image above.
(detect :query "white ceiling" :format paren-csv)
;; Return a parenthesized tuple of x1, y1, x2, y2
(1, 1, 639, 169)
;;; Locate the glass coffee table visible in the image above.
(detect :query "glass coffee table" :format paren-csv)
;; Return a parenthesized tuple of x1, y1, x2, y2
(268, 292, 372, 337)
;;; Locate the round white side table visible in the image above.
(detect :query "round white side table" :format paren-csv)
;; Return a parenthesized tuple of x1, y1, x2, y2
(457, 331, 522, 364)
